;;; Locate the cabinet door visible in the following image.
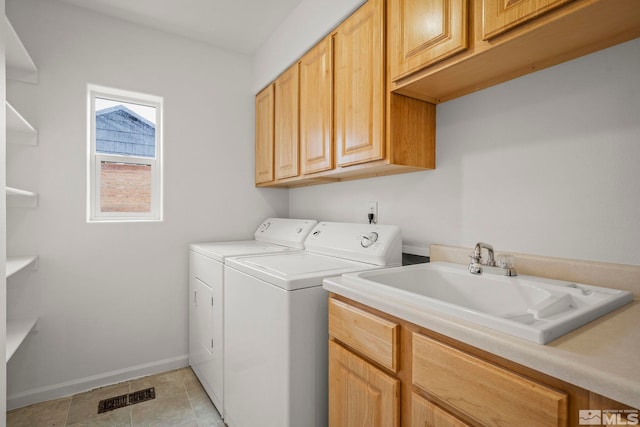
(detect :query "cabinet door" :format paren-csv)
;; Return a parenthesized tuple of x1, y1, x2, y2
(412, 333, 568, 426)
(255, 84, 275, 184)
(482, 0, 574, 40)
(329, 341, 399, 427)
(300, 36, 333, 175)
(274, 65, 300, 180)
(411, 393, 470, 427)
(334, 0, 384, 167)
(388, 0, 468, 81)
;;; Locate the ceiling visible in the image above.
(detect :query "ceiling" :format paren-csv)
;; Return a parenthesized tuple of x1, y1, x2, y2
(55, 0, 304, 55)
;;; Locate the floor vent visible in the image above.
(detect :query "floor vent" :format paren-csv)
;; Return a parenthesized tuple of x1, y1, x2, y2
(98, 387, 155, 414)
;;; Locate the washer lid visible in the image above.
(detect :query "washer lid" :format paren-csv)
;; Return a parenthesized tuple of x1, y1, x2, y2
(189, 240, 298, 262)
(226, 252, 378, 291)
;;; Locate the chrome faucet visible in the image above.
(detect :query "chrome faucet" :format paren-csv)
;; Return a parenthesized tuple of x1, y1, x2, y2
(469, 242, 517, 276)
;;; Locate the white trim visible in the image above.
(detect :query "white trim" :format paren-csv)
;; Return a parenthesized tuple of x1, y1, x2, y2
(6, 354, 189, 410)
(87, 84, 163, 222)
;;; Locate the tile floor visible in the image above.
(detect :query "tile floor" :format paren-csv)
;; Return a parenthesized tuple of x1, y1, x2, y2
(6, 367, 225, 427)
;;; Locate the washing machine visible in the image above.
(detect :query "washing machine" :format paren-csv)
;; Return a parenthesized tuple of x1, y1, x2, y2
(223, 221, 402, 427)
(189, 218, 317, 415)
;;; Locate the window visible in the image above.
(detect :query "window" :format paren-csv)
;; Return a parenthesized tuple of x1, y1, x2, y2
(87, 85, 163, 222)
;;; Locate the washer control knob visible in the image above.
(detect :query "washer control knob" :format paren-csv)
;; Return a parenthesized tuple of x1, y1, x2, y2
(259, 221, 271, 232)
(361, 232, 379, 248)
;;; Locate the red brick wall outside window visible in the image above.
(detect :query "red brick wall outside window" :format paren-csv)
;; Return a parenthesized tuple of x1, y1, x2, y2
(100, 162, 152, 212)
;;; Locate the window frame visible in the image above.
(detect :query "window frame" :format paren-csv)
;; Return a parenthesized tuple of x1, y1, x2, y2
(87, 84, 163, 222)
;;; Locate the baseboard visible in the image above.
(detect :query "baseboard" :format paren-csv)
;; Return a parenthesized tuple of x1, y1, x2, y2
(7, 354, 189, 411)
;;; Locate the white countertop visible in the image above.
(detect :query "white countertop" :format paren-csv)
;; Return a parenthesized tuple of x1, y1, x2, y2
(323, 276, 640, 409)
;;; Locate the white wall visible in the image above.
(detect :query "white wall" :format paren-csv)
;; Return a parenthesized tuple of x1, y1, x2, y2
(5, 0, 288, 407)
(253, 0, 640, 266)
(289, 40, 640, 265)
(252, 0, 365, 92)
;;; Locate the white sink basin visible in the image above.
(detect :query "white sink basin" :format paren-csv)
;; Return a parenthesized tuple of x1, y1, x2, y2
(341, 262, 634, 344)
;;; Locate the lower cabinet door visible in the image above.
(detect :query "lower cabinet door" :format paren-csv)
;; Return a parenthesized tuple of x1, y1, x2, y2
(328, 340, 399, 427)
(411, 393, 470, 427)
(412, 333, 568, 426)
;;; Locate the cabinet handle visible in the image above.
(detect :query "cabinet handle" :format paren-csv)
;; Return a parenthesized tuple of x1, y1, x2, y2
(194, 290, 197, 307)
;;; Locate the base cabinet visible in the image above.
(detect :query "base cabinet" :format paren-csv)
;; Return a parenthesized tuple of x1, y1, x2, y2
(328, 294, 638, 427)
(411, 393, 470, 427)
(412, 332, 568, 426)
(328, 341, 400, 427)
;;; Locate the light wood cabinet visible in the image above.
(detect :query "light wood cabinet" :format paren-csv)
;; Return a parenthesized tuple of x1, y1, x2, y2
(274, 64, 300, 180)
(255, 84, 275, 184)
(388, 0, 469, 81)
(390, 0, 640, 103)
(333, 0, 385, 167)
(411, 393, 470, 427)
(328, 294, 638, 427)
(482, 0, 574, 40)
(412, 332, 568, 426)
(256, 0, 436, 188)
(329, 297, 399, 372)
(329, 340, 400, 427)
(299, 36, 333, 175)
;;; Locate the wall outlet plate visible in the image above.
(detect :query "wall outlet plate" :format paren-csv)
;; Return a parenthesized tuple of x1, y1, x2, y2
(367, 202, 378, 224)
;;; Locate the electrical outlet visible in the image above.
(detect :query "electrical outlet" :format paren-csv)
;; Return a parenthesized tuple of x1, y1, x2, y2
(367, 202, 378, 224)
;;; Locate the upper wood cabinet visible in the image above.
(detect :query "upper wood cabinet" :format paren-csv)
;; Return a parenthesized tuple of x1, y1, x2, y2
(388, 0, 469, 81)
(299, 36, 333, 175)
(390, 0, 640, 103)
(255, 0, 436, 188)
(274, 64, 300, 180)
(482, 0, 574, 40)
(333, 0, 385, 167)
(255, 84, 275, 185)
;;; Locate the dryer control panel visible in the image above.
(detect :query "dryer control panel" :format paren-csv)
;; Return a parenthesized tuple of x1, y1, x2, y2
(305, 222, 402, 266)
(254, 218, 318, 248)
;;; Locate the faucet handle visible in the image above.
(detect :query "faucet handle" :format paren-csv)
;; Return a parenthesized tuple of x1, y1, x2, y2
(497, 254, 515, 269)
(468, 254, 482, 274)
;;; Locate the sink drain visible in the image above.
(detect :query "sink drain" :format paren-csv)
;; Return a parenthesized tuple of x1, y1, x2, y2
(98, 387, 155, 414)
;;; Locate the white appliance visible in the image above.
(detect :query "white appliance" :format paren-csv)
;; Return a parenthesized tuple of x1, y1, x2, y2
(188, 218, 317, 415)
(223, 222, 402, 427)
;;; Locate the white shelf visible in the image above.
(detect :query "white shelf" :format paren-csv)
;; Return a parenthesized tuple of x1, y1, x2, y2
(6, 101, 38, 145)
(6, 256, 38, 278)
(5, 15, 38, 84)
(6, 318, 38, 362)
(6, 186, 39, 208)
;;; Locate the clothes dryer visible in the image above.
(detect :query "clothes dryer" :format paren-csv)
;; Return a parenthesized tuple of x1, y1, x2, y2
(189, 218, 317, 415)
